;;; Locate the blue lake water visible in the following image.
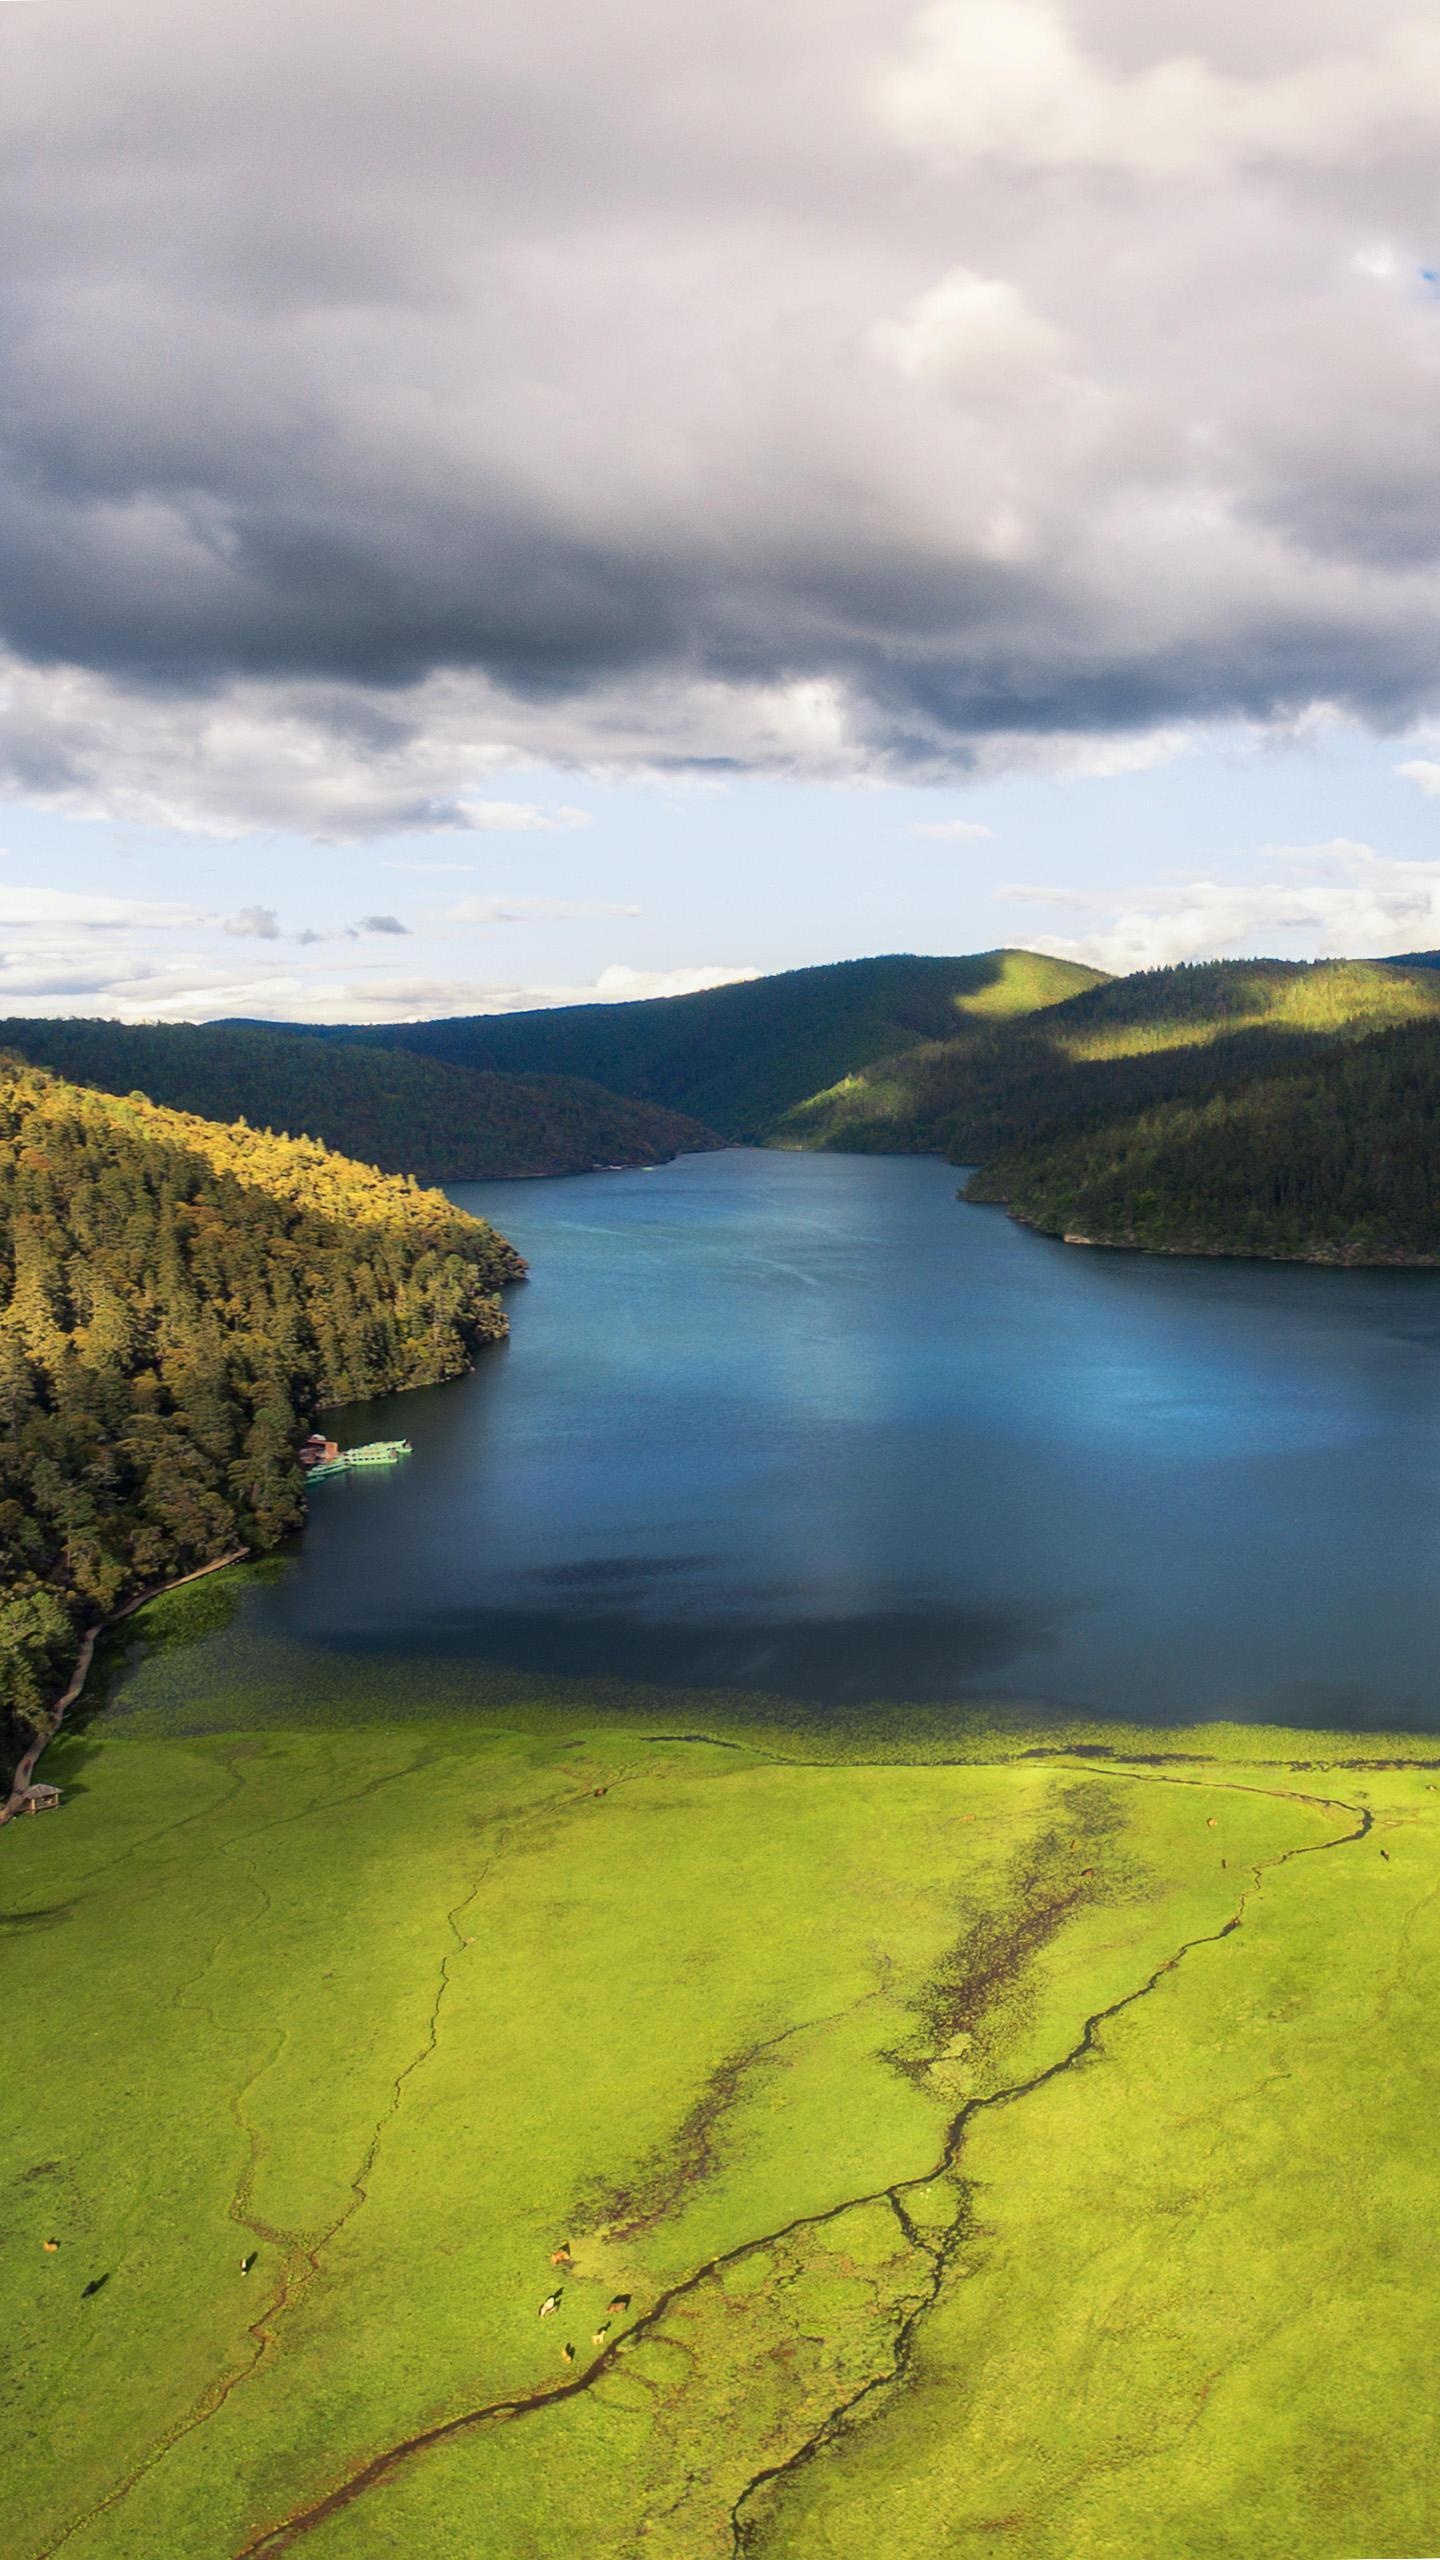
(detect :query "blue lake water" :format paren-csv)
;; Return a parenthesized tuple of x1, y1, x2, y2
(134, 1148, 1440, 1729)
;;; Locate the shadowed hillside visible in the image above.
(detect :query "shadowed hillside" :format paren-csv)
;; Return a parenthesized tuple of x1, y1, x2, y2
(0, 1018, 719, 1182)
(298, 950, 1105, 1139)
(969, 1016, 1440, 1264)
(0, 1057, 523, 1790)
(776, 957, 1440, 1159)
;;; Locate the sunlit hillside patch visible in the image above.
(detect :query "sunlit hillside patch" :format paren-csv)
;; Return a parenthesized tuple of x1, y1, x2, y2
(1046, 956, 1440, 1060)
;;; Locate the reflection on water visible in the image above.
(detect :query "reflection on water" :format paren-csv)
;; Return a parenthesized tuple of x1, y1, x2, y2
(115, 1149, 1440, 1728)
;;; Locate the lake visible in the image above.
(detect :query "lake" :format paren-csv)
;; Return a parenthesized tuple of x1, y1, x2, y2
(114, 1148, 1440, 1731)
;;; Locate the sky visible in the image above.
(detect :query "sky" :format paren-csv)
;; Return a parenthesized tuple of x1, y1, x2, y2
(5, 0, 1440, 1020)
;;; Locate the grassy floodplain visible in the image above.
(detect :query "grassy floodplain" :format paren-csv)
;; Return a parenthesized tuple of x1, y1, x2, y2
(4, 1587, 1440, 2559)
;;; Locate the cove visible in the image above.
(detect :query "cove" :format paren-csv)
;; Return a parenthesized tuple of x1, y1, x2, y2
(109, 1148, 1440, 1731)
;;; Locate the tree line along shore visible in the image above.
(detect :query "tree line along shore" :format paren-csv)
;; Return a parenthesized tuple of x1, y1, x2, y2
(8, 945, 1440, 1786)
(9, 948, 1440, 1269)
(0, 1056, 524, 1794)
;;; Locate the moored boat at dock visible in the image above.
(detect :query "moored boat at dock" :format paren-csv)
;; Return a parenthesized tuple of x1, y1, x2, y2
(304, 1438, 412, 1482)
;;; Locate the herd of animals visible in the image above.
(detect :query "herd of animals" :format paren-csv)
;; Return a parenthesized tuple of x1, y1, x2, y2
(36, 2228, 634, 2361)
(539, 2241, 630, 2369)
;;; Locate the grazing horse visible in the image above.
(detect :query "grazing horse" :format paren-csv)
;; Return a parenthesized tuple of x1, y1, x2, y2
(241, 2252, 258, 2273)
(561, 2342, 576, 2364)
(539, 2290, 562, 2318)
(550, 2243, 572, 2267)
(592, 2322, 610, 2345)
(607, 2293, 631, 2314)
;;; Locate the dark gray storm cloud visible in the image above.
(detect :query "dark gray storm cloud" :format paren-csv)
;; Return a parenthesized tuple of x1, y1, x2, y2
(5, 0, 1440, 828)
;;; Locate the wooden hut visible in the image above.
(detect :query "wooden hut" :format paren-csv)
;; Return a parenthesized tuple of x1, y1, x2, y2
(19, 1783, 61, 1815)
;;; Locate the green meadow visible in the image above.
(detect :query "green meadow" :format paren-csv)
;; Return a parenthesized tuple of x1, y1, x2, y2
(4, 1603, 1439, 2559)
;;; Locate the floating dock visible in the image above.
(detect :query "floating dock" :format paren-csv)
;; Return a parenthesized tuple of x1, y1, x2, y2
(305, 1438, 412, 1483)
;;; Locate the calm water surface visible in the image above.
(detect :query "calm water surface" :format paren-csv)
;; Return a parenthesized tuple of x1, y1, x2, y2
(136, 1150, 1440, 1728)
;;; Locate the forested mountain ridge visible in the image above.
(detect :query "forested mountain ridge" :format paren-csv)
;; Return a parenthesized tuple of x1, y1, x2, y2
(1016, 955, 1440, 1053)
(0, 1058, 523, 1792)
(292, 950, 1105, 1139)
(776, 958, 1440, 1158)
(0, 1018, 719, 1182)
(766, 955, 1440, 1264)
(969, 1019, 1440, 1264)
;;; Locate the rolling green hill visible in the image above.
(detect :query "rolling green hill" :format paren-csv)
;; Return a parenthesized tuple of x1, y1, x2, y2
(0, 1057, 523, 1789)
(0, 1018, 718, 1183)
(776, 957, 1440, 1161)
(304, 950, 1105, 1140)
(16, 951, 1436, 1275)
(969, 1016, 1440, 1263)
(1020, 955, 1440, 1054)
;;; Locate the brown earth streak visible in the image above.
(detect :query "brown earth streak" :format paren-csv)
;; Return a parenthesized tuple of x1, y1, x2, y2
(207, 1762, 1369, 2560)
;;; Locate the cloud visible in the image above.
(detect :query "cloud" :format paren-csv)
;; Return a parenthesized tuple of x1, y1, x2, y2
(453, 803, 592, 833)
(1396, 758, 1440, 794)
(910, 817, 994, 840)
(2, 5, 1440, 828)
(533, 964, 758, 1008)
(1001, 840, 1440, 970)
(872, 267, 1069, 397)
(875, 3, 1440, 179)
(221, 906, 411, 942)
(0, 957, 759, 1028)
(444, 896, 642, 926)
(381, 860, 474, 874)
(0, 883, 206, 929)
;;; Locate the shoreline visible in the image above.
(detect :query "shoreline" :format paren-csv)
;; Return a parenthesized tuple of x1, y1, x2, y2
(977, 1194, 1440, 1268)
(0, 1546, 250, 1825)
(1, 1253, 526, 1829)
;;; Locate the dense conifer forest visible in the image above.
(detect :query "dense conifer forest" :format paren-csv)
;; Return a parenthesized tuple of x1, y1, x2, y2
(302, 949, 1104, 1138)
(0, 1017, 718, 1182)
(0, 1058, 523, 1790)
(774, 959, 1440, 1158)
(969, 1020, 1440, 1262)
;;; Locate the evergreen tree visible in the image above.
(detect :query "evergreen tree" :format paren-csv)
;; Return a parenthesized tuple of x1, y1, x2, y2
(0, 1056, 524, 1792)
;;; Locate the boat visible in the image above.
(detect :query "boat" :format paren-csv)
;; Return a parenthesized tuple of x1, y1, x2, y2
(305, 1439, 412, 1482)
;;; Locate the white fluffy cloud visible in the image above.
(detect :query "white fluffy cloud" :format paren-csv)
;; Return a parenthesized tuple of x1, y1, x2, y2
(0, 884, 206, 930)
(1002, 840, 1440, 971)
(876, 1, 1440, 178)
(454, 803, 592, 834)
(78, 960, 756, 1028)
(872, 268, 1069, 396)
(0, 847, 750, 1021)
